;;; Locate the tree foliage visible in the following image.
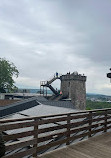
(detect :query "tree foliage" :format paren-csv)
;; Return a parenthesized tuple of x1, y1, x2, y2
(86, 100, 111, 110)
(0, 58, 19, 92)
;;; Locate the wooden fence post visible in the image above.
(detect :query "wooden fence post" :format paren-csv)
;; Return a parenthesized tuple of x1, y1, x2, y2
(33, 118, 38, 158)
(104, 110, 107, 132)
(66, 113, 70, 145)
(88, 111, 92, 138)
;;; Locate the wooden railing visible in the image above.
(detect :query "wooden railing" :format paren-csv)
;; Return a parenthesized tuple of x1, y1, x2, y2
(1, 108, 111, 158)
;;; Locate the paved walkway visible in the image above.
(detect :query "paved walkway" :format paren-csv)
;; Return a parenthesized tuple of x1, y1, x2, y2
(39, 132, 111, 158)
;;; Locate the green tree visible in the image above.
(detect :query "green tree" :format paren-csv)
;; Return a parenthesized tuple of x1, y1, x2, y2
(0, 58, 19, 93)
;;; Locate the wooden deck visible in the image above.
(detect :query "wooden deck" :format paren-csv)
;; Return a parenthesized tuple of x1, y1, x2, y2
(40, 132, 111, 158)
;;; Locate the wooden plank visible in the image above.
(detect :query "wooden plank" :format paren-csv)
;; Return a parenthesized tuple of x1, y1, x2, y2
(107, 125, 111, 129)
(66, 113, 71, 145)
(37, 137, 68, 152)
(0, 117, 37, 123)
(1, 120, 37, 131)
(38, 119, 89, 135)
(92, 117, 105, 123)
(107, 110, 111, 115)
(6, 138, 36, 151)
(107, 115, 111, 119)
(70, 126, 89, 135)
(37, 132, 89, 152)
(70, 113, 89, 120)
(39, 147, 94, 158)
(70, 137, 111, 158)
(38, 116, 67, 125)
(69, 132, 89, 142)
(38, 124, 67, 134)
(106, 120, 111, 124)
(104, 110, 107, 132)
(88, 111, 92, 137)
(92, 122, 105, 127)
(88, 132, 111, 143)
(3, 130, 36, 141)
(40, 132, 111, 158)
(70, 119, 89, 128)
(38, 125, 90, 144)
(70, 122, 105, 135)
(33, 118, 38, 157)
(38, 130, 68, 143)
(91, 127, 105, 134)
(3, 147, 36, 158)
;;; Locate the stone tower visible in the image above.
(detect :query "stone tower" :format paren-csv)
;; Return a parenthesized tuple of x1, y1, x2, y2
(60, 72, 87, 110)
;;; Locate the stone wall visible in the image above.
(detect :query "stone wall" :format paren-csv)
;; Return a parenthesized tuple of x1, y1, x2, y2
(60, 72, 86, 110)
(69, 80, 86, 110)
(60, 80, 70, 97)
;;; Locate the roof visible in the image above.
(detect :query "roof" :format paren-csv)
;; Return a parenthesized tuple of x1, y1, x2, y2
(0, 96, 76, 118)
(39, 101, 75, 109)
(0, 97, 39, 118)
(18, 103, 77, 117)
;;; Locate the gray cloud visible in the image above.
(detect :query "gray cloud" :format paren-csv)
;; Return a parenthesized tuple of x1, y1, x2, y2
(0, 0, 111, 94)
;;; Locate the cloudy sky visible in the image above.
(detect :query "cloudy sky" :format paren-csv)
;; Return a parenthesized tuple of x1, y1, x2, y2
(0, 0, 111, 95)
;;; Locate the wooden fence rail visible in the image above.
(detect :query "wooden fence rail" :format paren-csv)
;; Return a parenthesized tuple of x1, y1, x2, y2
(1, 108, 111, 158)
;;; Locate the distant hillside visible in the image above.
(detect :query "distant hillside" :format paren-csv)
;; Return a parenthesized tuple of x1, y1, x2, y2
(87, 93, 107, 98)
(86, 93, 111, 102)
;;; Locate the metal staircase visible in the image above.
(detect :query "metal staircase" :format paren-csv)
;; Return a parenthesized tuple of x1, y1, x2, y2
(47, 76, 59, 84)
(40, 76, 60, 96)
(46, 84, 58, 95)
